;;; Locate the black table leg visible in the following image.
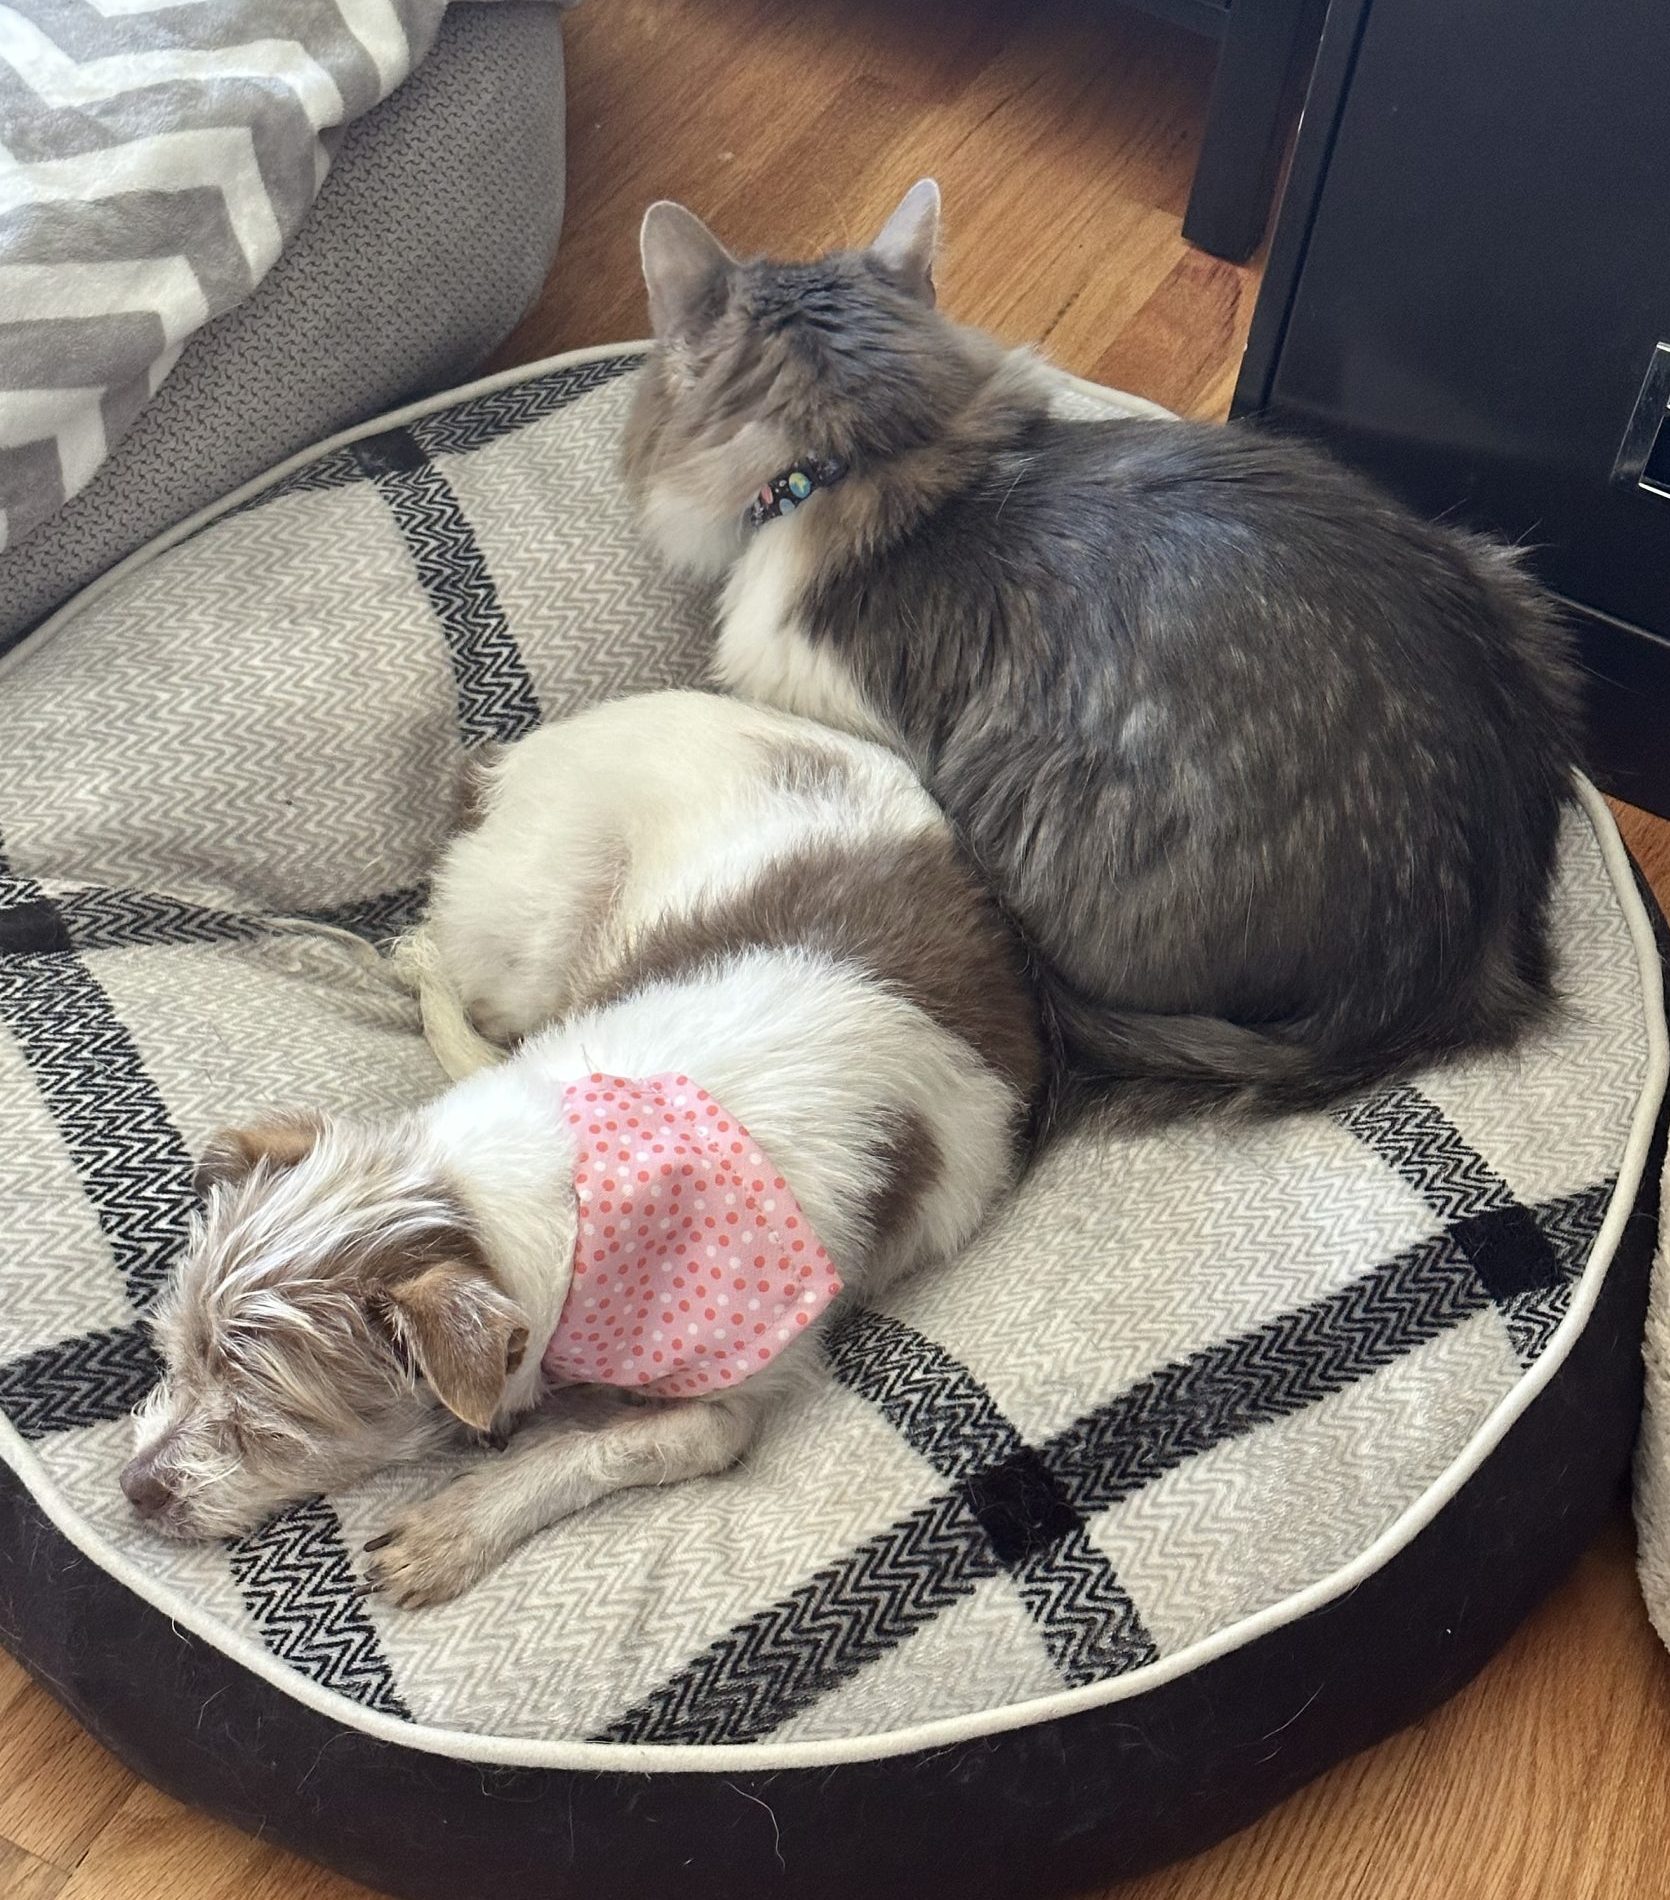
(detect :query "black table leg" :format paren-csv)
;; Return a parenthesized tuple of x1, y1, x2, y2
(1181, 0, 1319, 262)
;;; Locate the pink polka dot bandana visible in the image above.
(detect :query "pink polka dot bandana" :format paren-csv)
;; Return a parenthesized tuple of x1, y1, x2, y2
(542, 1073, 843, 1397)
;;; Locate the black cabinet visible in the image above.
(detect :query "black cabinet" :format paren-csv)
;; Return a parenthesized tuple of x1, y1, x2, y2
(1123, 0, 1321, 263)
(1234, 0, 1670, 815)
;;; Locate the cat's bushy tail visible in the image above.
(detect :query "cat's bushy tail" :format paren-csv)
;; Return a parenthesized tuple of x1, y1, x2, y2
(1042, 983, 1345, 1122)
(1039, 961, 1552, 1126)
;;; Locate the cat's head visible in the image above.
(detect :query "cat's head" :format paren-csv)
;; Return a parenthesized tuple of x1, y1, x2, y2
(623, 181, 990, 577)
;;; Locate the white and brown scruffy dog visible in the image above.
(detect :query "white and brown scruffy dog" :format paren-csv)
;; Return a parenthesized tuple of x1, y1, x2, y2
(123, 691, 1041, 1607)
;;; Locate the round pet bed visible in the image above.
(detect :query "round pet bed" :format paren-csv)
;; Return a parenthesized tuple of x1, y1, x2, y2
(0, 346, 1664, 1900)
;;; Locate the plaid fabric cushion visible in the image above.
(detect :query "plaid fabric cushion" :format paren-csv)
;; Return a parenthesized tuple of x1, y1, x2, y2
(0, 349, 1663, 1760)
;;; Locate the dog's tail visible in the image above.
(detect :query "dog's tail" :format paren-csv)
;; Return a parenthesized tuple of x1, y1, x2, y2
(388, 928, 506, 1083)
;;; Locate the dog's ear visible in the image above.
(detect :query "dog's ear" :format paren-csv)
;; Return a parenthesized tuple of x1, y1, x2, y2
(193, 1114, 322, 1198)
(869, 178, 940, 306)
(379, 1260, 529, 1434)
(639, 200, 735, 341)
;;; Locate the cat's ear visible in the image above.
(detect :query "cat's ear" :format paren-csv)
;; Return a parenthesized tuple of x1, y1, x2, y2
(639, 201, 735, 341)
(869, 178, 940, 306)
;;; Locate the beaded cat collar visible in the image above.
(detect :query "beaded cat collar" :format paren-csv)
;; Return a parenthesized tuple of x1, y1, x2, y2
(747, 456, 848, 528)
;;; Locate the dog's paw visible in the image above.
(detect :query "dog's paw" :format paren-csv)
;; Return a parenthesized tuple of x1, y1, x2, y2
(363, 1485, 500, 1609)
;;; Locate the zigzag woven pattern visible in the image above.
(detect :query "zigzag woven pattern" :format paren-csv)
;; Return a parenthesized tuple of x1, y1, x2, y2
(598, 1487, 997, 1746)
(0, 1323, 161, 1441)
(355, 428, 543, 746)
(0, 350, 1657, 1754)
(0, 847, 194, 1309)
(412, 356, 642, 459)
(233, 445, 368, 519)
(599, 1173, 1610, 1744)
(46, 881, 428, 956)
(825, 1309, 1022, 1479)
(1337, 1086, 1518, 1223)
(1013, 1525, 1160, 1684)
(230, 1498, 409, 1717)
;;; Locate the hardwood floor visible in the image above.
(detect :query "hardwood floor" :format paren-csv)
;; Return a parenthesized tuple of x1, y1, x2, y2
(491, 0, 1254, 421)
(4, 1, 1667, 1895)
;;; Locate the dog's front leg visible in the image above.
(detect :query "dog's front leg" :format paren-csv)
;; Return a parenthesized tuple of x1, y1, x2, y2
(364, 1391, 759, 1609)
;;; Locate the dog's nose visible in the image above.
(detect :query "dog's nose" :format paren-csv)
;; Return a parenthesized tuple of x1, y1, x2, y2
(120, 1457, 175, 1518)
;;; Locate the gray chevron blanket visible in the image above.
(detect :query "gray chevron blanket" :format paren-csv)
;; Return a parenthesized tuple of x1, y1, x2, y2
(0, 348, 1665, 1760)
(0, 0, 538, 554)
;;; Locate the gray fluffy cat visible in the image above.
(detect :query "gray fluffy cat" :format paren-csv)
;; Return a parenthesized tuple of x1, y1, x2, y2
(623, 180, 1581, 1120)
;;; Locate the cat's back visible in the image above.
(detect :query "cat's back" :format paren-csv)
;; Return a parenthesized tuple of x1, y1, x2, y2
(926, 410, 1575, 749)
(974, 411, 1474, 570)
(847, 400, 1580, 1101)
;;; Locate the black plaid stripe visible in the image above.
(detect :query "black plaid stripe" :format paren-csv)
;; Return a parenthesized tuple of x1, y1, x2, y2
(227, 444, 365, 517)
(1055, 1179, 1605, 1514)
(826, 1310, 1159, 1684)
(411, 353, 641, 458)
(231, 355, 642, 518)
(42, 881, 428, 955)
(353, 428, 541, 747)
(1011, 1525, 1160, 1683)
(1339, 1086, 1563, 1313)
(0, 846, 195, 1310)
(824, 1311, 1021, 1479)
(596, 1488, 993, 1745)
(601, 1172, 1611, 1745)
(230, 1497, 409, 1718)
(48, 888, 266, 953)
(1337, 1085, 1511, 1221)
(1494, 1178, 1613, 1364)
(317, 885, 429, 945)
(1052, 1226, 1484, 1515)
(0, 849, 412, 1708)
(0, 1324, 161, 1440)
